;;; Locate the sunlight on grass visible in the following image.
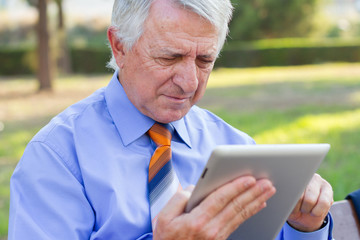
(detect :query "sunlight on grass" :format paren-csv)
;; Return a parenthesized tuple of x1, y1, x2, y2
(0, 129, 38, 162)
(54, 74, 110, 91)
(208, 63, 360, 88)
(0, 74, 110, 123)
(252, 109, 360, 200)
(350, 91, 360, 104)
(0, 166, 12, 237)
(254, 109, 360, 144)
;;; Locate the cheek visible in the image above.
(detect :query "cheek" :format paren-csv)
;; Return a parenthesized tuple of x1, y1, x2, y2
(190, 74, 209, 103)
(145, 68, 175, 95)
(132, 69, 170, 101)
(152, 65, 175, 80)
(198, 70, 210, 90)
(196, 80, 208, 98)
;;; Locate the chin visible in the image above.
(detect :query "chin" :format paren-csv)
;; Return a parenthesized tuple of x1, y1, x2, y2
(154, 110, 188, 124)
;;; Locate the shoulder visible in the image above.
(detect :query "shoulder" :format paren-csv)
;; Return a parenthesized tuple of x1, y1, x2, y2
(23, 88, 109, 181)
(184, 105, 255, 145)
(33, 88, 107, 143)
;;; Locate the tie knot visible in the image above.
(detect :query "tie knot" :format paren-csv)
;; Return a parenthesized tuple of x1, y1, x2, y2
(148, 123, 172, 146)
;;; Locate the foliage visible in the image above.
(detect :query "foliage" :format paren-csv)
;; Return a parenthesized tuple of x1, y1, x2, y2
(0, 25, 35, 47)
(216, 38, 360, 68)
(229, 0, 320, 41)
(0, 46, 36, 75)
(0, 45, 111, 75)
(68, 25, 108, 48)
(25, 0, 37, 7)
(70, 47, 111, 73)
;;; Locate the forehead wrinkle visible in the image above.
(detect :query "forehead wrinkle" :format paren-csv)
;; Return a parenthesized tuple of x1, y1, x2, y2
(156, 45, 217, 60)
(143, 1, 218, 59)
(150, 38, 209, 56)
(158, 47, 191, 56)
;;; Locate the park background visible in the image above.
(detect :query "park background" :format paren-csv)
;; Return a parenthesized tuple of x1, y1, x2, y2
(1, 0, 360, 238)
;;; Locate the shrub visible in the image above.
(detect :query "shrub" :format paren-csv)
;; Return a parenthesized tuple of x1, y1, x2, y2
(70, 47, 111, 73)
(0, 46, 36, 75)
(215, 38, 360, 68)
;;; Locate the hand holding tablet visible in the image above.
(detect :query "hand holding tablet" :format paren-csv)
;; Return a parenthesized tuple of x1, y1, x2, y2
(154, 172, 277, 239)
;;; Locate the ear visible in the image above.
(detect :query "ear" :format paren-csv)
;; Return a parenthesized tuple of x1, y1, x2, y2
(107, 27, 126, 69)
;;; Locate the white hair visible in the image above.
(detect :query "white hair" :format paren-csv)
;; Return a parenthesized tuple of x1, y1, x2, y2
(107, 0, 233, 71)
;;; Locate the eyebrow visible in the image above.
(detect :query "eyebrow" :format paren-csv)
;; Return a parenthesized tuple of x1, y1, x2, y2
(197, 54, 215, 59)
(158, 49, 188, 57)
(159, 49, 215, 60)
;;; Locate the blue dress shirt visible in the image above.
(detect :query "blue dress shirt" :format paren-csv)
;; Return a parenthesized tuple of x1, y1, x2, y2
(9, 71, 332, 239)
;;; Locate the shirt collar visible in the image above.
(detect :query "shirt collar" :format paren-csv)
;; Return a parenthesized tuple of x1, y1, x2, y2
(105, 71, 192, 148)
(172, 118, 192, 148)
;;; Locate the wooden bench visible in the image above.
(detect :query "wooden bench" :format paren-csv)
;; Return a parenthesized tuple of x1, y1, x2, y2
(329, 199, 360, 239)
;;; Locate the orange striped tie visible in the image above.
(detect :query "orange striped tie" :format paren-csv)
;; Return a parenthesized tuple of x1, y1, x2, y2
(147, 123, 181, 230)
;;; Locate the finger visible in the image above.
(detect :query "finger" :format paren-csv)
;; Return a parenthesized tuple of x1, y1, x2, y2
(216, 179, 276, 234)
(300, 174, 321, 214)
(192, 176, 257, 220)
(289, 191, 305, 217)
(310, 179, 334, 217)
(168, 177, 257, 239)
(225, 179, 275, 220)
(196, 179, 274, 239)
(160, 185, 194, 221)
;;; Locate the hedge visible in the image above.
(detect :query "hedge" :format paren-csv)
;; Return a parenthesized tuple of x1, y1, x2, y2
(216, 38, 360, 68)
(0, 46, 112, 76)
(1, 38, 360, 75)
(0, 46, 36, 75)
(70, 47, 112, 73)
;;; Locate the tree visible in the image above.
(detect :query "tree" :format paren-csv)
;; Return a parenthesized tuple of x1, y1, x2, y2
(27, 0, 53, 91)
(37, 0, 52, 90)
(54, 0, 71, 74)
(229, 0, 320, 41)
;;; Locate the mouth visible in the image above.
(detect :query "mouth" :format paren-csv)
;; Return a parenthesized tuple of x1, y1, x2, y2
(164, 95, 190, 103)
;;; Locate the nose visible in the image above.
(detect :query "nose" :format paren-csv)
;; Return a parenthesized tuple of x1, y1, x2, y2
(172, 60, 198, 94)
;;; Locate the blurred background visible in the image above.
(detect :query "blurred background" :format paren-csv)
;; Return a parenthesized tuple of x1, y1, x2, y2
(1, 0, 360, 238)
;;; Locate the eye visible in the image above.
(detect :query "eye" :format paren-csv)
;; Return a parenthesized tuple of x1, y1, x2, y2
(196, 58, 214, 69)
(156, 57, 178, 66)
(162, 57, 176, 62)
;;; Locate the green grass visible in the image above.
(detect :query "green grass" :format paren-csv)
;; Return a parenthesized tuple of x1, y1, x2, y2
(1, 63, 360, 237)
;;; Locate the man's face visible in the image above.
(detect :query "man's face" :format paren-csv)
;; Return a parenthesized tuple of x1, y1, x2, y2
(114, 0, 218, 123)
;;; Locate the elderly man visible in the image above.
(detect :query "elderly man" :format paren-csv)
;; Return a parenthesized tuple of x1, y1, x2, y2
(9, 0, 333, 239)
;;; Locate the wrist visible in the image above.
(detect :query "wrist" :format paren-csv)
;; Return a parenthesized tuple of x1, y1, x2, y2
(287, 216, 328, 232)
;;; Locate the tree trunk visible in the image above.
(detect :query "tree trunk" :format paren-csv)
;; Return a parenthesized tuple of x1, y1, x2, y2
(55, 0, 72, 74)
(37, 0, 52, 91)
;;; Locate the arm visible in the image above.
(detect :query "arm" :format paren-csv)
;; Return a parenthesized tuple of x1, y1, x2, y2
(8, 142, 94, 240)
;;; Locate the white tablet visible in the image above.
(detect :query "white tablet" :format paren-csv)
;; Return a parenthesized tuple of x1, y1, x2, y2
(185, 144, 330, 240)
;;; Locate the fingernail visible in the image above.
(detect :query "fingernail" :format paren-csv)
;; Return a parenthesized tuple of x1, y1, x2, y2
(244, 177, 255, 188)
(261, 181, 270, 192)
(258, 202, 267, 211)
(268, 186, 276, 197)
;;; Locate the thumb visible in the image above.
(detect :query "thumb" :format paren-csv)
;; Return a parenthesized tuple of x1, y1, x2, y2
(159, 185, 195, 219)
